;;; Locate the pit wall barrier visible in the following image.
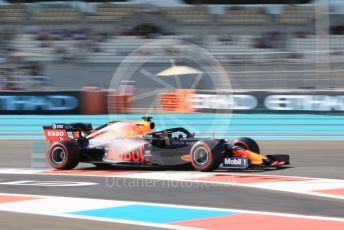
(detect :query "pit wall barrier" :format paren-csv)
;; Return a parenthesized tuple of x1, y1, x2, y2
(0, 90, 133, 115)
(1, 89, 344, 114)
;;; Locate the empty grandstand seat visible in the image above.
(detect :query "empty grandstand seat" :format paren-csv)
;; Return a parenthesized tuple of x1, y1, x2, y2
(10, 33, 84, 62)
(0, 4, 26, 23)
(160, 6, 212, 24)
(219, 7, 269, 25)
(277, 5, 314, 25)
(31, 8, 81, 23)
(86, 3, 141, 22)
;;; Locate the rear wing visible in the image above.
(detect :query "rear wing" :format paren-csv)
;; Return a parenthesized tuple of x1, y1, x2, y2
(43, 123, 92, 144)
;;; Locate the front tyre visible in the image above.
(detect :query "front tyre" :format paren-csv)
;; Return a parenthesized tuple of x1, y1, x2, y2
(233, 137, 260, 153)
(190, 141, 222, 172)
(47, 141, 80, 170)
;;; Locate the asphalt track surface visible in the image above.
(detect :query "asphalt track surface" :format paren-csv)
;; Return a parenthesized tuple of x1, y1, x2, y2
(0, 211, 163, 230)
(0, 140, 343, 229)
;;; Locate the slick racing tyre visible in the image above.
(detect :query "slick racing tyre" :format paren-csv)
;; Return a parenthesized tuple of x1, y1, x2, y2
(190, 141, 222, 172)
(233, 137, 260, 153)
(47, 141, 80, 170)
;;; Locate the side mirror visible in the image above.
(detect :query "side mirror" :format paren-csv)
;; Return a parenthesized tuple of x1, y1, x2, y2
(192, 133, 195, 137)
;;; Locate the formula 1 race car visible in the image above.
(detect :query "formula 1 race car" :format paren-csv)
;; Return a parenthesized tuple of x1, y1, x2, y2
(43, 117, 289, 172)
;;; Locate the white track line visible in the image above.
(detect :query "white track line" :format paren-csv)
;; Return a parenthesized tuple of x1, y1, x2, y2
(0, 193, 343, 223)
(0, 168, 344, 200)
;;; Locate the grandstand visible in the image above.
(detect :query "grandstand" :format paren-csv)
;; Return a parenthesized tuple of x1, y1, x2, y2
(0, 0, 343, 90)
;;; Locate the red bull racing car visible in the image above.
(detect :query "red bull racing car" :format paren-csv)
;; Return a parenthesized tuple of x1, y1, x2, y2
(43, 117, 289, 172)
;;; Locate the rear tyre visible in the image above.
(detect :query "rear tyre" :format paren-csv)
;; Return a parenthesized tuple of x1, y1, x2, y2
(47, 141, 80, 170)
(233, 137, 260, 153)
(190, 141, 222, 172)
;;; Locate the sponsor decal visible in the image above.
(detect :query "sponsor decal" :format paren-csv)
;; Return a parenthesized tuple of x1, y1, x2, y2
(52, 124, 64, 129)
(181, 154, 191, 161)
(46, 131, 65, 137)
(171, 140, 196, 145)
(144, 150, 152, 157)
(0, 91, 81, 114)
(108, 145, 145, 162)
(265, 95, 344, 111)
(143, 149, 152, 161)
(223, 157, 249, 168)
(0, 95, 78, 111)
(182, 91, 344, 113)
(187, 94, 257, 110)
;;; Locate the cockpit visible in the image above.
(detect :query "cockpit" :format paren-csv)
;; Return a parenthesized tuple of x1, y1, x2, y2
(144, 127, 194, 140)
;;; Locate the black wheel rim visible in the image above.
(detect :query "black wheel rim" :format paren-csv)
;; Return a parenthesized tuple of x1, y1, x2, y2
(51, 147, 66, 164)
(193, 147, 209, 166)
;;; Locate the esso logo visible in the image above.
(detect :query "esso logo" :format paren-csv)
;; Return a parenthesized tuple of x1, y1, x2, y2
(47, 131, 65, 137)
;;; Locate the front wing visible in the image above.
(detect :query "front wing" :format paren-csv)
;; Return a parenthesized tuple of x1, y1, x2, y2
(222, 154, 290, 169)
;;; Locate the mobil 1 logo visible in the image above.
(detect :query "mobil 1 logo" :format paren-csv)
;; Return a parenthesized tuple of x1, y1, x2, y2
(222, 157, 249, 169)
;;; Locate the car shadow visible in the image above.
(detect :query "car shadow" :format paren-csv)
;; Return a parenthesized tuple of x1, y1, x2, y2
(77, 164, 293, 173)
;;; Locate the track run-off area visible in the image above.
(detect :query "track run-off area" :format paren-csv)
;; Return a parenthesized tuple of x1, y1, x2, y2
(0, 114, 343, 229)
(0, 167, 343, 230)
